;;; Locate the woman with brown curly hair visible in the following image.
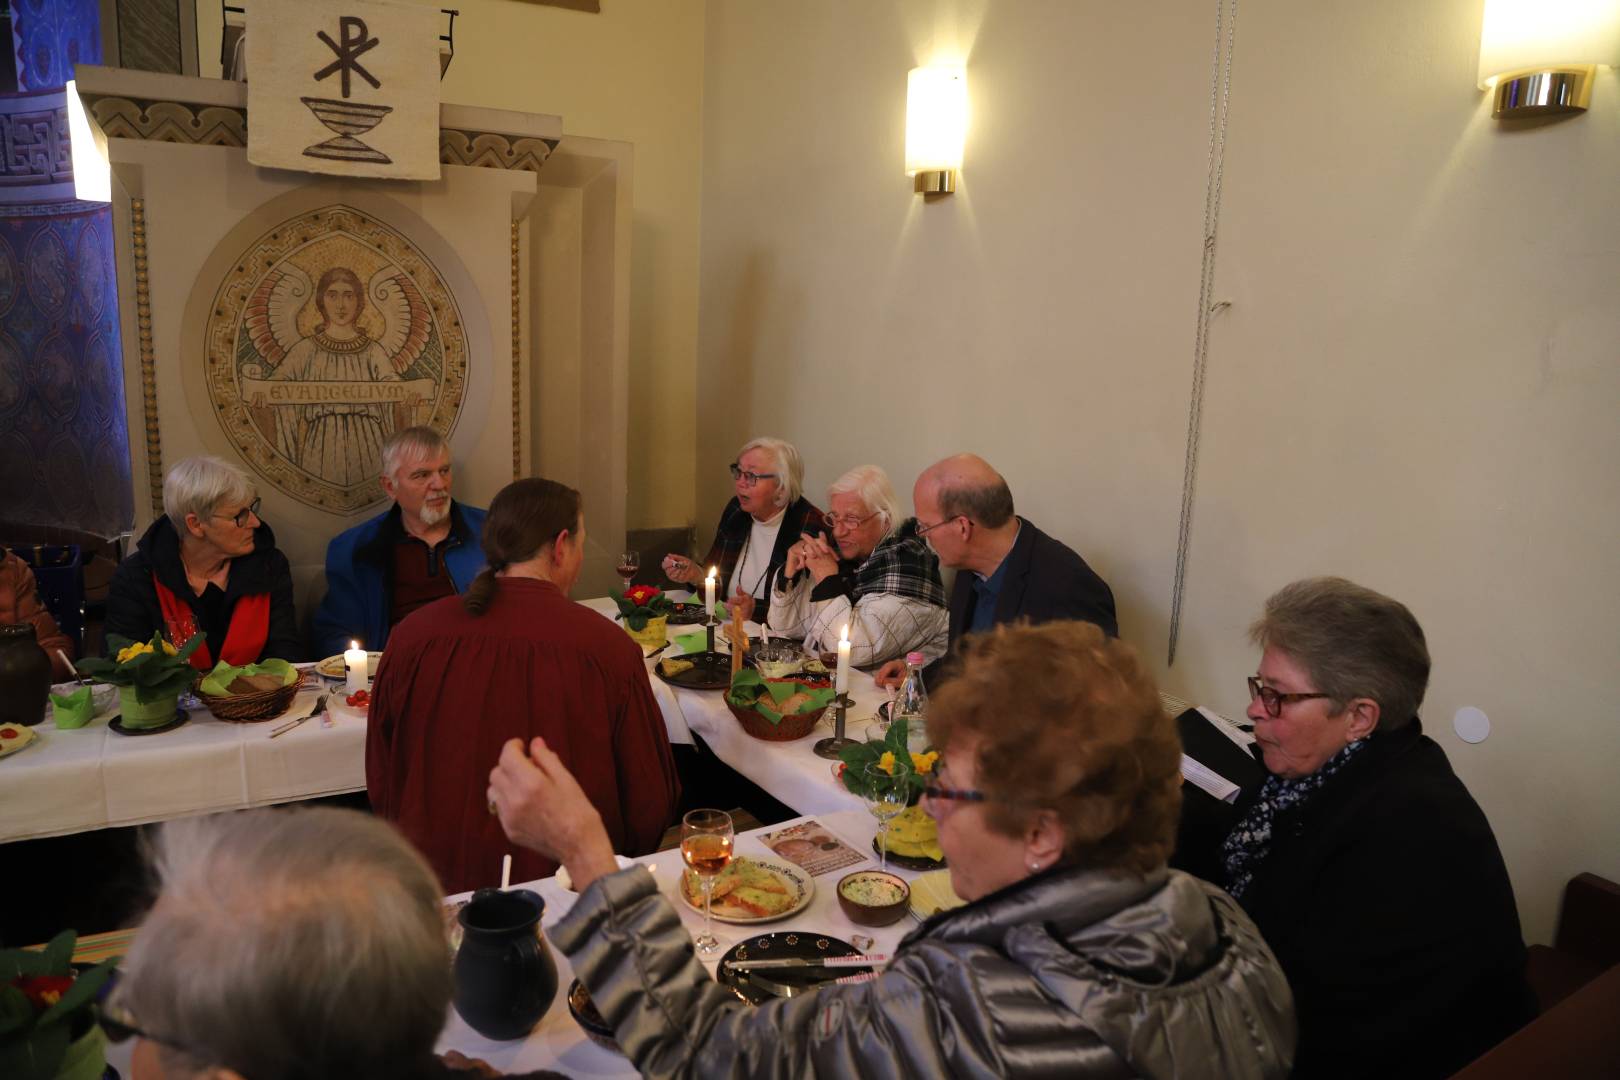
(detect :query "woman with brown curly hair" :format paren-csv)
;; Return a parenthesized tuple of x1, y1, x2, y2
(366, 477, 679, 895)
(488, 620, 1297, 1078)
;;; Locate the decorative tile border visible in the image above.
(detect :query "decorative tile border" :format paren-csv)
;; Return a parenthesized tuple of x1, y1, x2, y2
(510, 220, 521, 479)
(130, 197, 164, 518)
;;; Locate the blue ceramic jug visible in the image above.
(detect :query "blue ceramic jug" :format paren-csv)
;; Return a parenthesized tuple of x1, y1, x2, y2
(452, 888, 559, 1040)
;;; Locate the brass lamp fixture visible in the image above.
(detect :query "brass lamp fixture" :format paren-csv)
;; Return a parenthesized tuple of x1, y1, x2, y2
(1477, 0, 1620, 119)
(906, 65, 967, 195)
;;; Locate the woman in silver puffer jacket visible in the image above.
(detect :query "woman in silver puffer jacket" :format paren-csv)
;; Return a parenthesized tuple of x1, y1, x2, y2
(489, 621, 1297, 1078)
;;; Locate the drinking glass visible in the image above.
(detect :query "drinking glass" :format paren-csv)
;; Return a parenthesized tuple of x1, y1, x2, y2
(680, 808, 735, 957)
(615, 551, 640, 586)
(863, 763, 908, 872)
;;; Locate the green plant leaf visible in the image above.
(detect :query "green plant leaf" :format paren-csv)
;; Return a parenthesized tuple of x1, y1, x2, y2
(35, 960, 115, 1028)
(0, 984, 34, 1036)
(39, 931, 73, 974)
(0, 1014, 69, 1080)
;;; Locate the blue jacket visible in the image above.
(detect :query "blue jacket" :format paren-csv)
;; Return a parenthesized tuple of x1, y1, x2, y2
(311, 502, 487, 658)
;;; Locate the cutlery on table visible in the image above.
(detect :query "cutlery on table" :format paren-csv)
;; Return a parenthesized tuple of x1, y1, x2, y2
(644, 642, 671, 660)
(269, 695, 327, 739)
(722, 954, 888, 972)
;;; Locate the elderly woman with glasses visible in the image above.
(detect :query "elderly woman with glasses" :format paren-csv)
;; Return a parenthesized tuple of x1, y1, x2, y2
(1213, 577, 1534, 1079)
(766, 464, 948, 668)
(107, 456, 302, 666)
(661, 437, 826, 624)
(487, 620, 1297, 1078)
(108, 807, 564, 1080)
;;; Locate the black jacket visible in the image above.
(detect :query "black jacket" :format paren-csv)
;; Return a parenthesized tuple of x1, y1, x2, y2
(927, 517, 1116, 685)
(1231, 720, 1534, 1078)
(106, 516, 302, 662)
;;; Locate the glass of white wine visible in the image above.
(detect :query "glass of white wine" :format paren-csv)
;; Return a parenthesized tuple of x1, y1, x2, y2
(863, 763, 909, 872)
(680, 808, 735, 957)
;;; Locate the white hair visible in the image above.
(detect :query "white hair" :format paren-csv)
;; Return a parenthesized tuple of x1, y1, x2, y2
(115, 807, 452, 1079)
(828, 464, 902, 539)
(380, 426, 449, 481)
(737, 436, 804, 508)
(162, 456, 255, 532)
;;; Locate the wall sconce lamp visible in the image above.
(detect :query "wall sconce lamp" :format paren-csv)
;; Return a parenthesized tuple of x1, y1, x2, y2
(906, 65, 967, 195)
(1478, 0, 1620, 119)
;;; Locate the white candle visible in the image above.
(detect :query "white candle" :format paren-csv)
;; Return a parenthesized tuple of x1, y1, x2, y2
(705, 567, 717, 617)
(344, 640, 367, 694)
(835, 623, 851, 696)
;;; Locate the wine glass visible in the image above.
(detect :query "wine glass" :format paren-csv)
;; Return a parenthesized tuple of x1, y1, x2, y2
(863, 763, 908, 872)
(615, 551, 640, 587)
(680, 808, 734, 957)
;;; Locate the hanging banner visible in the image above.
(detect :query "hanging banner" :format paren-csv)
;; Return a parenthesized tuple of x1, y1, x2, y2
(245, 0, 441, 180)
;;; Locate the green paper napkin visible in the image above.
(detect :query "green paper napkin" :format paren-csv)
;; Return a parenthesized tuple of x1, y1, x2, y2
(200, 658, 297, 697)
(673, 630, 708, 656)
(725, 669, 835, 726)
(50, 686, 94, 729)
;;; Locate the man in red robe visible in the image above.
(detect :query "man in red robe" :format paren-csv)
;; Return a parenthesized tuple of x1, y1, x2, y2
(367, 479, 679, 894)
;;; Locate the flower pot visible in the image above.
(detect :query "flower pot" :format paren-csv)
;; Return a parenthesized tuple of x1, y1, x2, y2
(56, 1020, 106, 1080)
(118, 686, 180, 729)
(623, 615, 667, 649)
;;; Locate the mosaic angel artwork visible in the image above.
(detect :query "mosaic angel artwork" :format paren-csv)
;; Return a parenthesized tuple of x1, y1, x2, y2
(204, 204, 468, 514)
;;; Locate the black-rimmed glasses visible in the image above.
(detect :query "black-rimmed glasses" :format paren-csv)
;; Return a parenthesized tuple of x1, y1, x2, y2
(728, 464, 778, 486)
(914, 514, 966, 538)
(1246, 676, 1330, 718)
(214, 497, 262, 528)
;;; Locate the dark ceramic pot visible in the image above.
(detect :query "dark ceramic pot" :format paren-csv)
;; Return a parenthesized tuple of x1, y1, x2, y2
(0, 623, 52, 726)
(452, 888, 558, 1040)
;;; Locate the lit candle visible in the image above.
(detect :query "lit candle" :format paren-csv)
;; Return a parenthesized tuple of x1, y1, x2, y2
(705, 566, 718, 617)
(344, 640, 367, 694)
(835, 623, 851, 696)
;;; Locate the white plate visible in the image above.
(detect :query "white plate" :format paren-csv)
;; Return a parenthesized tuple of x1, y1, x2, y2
(326, 688, 369, 720)
(315, 651, 382, 680)
(678, 857, 815, 925)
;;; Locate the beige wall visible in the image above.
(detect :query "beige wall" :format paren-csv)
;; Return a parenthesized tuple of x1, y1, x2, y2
(196, 0, 705, 530)
(696, 0, 1620, 943)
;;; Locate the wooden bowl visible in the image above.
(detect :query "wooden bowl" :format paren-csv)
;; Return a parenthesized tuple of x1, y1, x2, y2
(836, 870, 911, 927)
(567, 980, 621, 1055)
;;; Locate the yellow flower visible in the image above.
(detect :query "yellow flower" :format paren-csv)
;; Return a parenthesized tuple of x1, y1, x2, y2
(116, 642, 155, 663)
(40, 989, 61, 1007)
(877, 751, 896, 775)
(161, 640, 178, 656)
(910, 751, 939, 775)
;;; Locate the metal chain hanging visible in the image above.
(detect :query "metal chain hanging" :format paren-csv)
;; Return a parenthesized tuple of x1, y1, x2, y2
(1168, 0, 1239, 666)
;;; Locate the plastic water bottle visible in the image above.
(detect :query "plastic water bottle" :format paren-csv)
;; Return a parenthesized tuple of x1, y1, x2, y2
(894, 651, 929, 752)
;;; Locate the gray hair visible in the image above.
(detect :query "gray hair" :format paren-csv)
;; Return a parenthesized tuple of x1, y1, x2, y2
(936, 473, 1015, 529)
(1250, 576, 1431, 731)
(381, 426, 449, 481)
(737, 436, 803, 508)
(162, 456, 255, 532)
(116, 807, 452, 1080)
(828, 464, 902, 539)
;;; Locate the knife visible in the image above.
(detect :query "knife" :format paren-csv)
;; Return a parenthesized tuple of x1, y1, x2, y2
(723, 954, 887, 972)
(269, 695, 327, 739)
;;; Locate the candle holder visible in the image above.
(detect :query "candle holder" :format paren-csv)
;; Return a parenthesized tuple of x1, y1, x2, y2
(813, 694, 859, 759)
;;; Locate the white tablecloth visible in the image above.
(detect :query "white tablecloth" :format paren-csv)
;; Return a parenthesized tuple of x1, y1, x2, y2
(0, 682, 366, 844)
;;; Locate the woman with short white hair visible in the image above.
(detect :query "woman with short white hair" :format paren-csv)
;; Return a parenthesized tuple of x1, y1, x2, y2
(106, 455, 302, 665)
(661, 437, 827, 623)
(769, 464, 948, 667)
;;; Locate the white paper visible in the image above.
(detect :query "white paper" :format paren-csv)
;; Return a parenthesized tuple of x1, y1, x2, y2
(1181, 754, 1241, 803)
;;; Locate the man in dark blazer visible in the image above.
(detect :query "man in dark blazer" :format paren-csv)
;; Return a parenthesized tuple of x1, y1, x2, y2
(875, 453, 1117, 688)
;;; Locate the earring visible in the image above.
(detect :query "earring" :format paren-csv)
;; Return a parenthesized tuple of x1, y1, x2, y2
(1027, 860, 1042, 873)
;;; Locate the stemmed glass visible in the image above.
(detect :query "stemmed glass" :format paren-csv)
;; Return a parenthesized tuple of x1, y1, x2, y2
(680, 808, 734, 957)
(864, 763, 908, 872)
(615, 551, 640, 587)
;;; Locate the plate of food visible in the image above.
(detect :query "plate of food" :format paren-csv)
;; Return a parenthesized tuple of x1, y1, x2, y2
(678, 856, 814, 924)
(665, 601, 709, 625)
(654, 651, 734, 691)
(315, 651, 382, 681)
(327, 686, 371, 718)
(871, 806, 947, 871)
(909, 868, 966, 919)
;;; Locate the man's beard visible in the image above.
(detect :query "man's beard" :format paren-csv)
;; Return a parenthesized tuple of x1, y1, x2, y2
(417, 500, 450, 527)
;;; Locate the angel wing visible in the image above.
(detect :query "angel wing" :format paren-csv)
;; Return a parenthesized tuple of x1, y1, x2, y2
(243, 263, 311, 368)
(368, 267, 433, 375)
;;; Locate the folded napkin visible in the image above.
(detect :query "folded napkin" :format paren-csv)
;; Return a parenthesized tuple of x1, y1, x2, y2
(50, 686, 95, 729)
(726, 668, 836, 725)
(673, 630, 708, 656)
(200, 658, 297, 697)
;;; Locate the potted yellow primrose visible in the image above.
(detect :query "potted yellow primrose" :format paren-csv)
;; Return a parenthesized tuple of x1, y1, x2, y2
(76, 633, 204, 731)
(837, 719, 946, 870)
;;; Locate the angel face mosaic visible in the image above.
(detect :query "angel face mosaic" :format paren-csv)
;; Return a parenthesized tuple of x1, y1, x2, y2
(203, 204, 466, 513)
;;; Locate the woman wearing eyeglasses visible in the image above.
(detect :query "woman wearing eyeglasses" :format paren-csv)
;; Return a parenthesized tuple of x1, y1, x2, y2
(106, 456, 303, 666)
(487, 620, 1296, 1078)
(767, 463, 948, 668)
(1218, 577, 1533, 1078)
(660, 437, 825, 624)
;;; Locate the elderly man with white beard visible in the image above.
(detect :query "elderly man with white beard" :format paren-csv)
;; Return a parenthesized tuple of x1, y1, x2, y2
(312, 426, 487, 657)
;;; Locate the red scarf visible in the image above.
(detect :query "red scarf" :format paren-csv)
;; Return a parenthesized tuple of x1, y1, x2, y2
(152, 573, 271, 670)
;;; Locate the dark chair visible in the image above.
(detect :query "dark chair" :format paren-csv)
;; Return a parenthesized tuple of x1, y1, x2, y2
(9, 544, 84, 653)
(1527, 872, 1620, 1011)
(1451, 963, 1620, 1079)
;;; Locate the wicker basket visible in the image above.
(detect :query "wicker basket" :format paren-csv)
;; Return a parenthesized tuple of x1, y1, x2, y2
(726, 682, 828, 742)
(199, 670, 309, 723)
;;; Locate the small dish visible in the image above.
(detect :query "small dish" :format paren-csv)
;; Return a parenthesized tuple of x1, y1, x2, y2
(567, 979, 621, 1053)
(836, 870, 911, 927)
(556, 854, 639, 894)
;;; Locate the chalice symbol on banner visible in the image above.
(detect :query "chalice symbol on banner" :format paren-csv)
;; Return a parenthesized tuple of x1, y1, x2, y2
(300, 96, 394, 164)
